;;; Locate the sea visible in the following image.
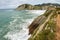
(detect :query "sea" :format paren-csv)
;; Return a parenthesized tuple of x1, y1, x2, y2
(0, 9, 45, 40)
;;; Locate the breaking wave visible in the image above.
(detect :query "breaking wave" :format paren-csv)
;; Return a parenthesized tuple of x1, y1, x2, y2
(3, 10, 45, 40)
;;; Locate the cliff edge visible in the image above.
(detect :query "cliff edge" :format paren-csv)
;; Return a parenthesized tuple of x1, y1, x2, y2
(28, 8, 60, 40)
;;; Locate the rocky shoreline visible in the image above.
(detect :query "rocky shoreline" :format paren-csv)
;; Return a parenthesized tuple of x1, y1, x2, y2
(28, 8, 60, 40)
(16, 4, 60, 40)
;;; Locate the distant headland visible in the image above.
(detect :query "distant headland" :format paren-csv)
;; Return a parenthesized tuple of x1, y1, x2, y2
(16, 3, 60, 10)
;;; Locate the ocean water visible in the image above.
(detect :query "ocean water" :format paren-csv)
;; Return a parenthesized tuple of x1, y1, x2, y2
(0, 9, 45, 40)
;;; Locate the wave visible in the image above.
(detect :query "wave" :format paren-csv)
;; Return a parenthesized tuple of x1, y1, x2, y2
(26, 10, 46, 15)
(4, 17, 33, 40)
(3, 10, 45, 40)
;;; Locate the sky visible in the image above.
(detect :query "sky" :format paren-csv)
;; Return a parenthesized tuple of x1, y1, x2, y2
(0, 0, 60, 9)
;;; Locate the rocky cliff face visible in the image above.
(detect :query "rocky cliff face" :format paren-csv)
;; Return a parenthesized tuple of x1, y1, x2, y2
(28, 15, 46, 34)
(28, 8, 60, 40)
(16, 4, 34, 10)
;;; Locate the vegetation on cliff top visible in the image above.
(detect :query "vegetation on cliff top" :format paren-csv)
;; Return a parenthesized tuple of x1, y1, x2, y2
(28, 15, 56, 40)
(28, 8, 59, 40)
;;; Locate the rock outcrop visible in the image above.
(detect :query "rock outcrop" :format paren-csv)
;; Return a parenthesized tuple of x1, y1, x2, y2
(16, 4, 34, 10)
(28, 15, 46, 34)
(28, 8, 60, 40)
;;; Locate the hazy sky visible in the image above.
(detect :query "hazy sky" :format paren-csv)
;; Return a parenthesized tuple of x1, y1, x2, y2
(0, 0, 60, 9)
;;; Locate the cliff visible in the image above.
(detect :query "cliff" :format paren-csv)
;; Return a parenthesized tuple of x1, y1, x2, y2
(16, 4, 34, 10)
(16, 3, 60, 10)
(28, 8, 60, 40)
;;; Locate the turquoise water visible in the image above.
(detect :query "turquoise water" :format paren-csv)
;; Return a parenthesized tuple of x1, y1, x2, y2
(0, 10, 45, 40)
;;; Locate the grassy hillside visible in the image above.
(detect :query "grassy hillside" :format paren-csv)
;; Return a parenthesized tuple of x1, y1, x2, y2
(28, 8, 60, 40)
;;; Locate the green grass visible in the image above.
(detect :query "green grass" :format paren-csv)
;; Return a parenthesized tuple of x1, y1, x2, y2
(28, 9, 57, 40)
(43, 10, 53, 17)
(28, 16, 56, 40)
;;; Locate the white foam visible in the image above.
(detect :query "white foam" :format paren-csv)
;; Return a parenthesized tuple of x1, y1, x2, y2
(4, 18, 32, 40)
(28, 10, 46, 15)
(4, 10, 45, 40)
(25, 19, 34, 24)
(11, 15, 21, 19)
(4, 29, 31, 40)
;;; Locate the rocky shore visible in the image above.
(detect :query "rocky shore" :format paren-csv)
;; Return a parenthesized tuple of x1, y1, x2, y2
(16, 3, 60, 40)
(28, 8, 60, 40)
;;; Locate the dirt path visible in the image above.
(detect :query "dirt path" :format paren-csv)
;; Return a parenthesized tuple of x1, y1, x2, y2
(56, 14, 60, 40)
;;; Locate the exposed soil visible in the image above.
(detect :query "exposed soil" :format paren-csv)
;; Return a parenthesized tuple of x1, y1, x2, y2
(56, 14, 60, 40)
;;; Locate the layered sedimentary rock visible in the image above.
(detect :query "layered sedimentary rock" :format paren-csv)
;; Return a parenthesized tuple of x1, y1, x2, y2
(28, 8, 60, 40)
(28, 15, 46, 34)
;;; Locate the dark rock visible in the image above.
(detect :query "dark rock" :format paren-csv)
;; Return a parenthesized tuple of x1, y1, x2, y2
(28, 15, 46, 34)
